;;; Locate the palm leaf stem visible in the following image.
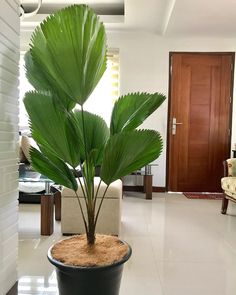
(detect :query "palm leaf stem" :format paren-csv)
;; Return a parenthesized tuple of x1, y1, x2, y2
(94, 178, 102, 208)
(76, 170, 89, 212)
(94, 185, 109, 228)
(75, 190, 88, 235)
(75, 163, 86, 198)
(78, 164, 89, 204)
(92, 176, 95, 205)
(80, 106, 91, 202)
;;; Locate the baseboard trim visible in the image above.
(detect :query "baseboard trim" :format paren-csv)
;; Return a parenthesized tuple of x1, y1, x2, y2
(153, 186, 166, 192)
(123, 185, 143, 192)
(123, 185, 166, 192)
(6, 281, 18, 295)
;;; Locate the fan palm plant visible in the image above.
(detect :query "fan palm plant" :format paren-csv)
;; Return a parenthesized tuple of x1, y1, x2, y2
(24, 4, 165, 246)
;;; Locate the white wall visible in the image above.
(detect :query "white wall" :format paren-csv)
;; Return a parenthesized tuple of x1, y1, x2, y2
(107, 31, 236, 187)
(0, 0, 19, 294)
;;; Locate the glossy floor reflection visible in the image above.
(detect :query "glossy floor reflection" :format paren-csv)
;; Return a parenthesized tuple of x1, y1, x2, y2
(18, 193, 236, 295)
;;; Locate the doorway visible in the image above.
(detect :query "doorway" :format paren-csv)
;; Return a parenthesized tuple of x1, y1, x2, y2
(167, 52, 234, 192)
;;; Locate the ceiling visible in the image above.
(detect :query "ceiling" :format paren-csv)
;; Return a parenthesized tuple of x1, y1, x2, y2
(21, 0, 124, 15)
(165, 0, 236, 37)
(20, 0, 236, 49)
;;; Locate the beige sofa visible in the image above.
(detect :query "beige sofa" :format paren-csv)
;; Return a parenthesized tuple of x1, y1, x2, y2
(221, 158, 236, 214)
(61, 177, 122, 235)
(19, 135, 38, 163)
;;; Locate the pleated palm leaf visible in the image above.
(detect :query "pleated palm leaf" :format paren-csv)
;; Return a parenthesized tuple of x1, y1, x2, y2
(24, 4, 166, 245)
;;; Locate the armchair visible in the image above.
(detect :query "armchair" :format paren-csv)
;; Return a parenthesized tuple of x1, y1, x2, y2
(221, 158, 236, 214)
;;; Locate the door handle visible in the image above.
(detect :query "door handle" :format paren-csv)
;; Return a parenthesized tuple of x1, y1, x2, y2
(172, 117, 183, 135)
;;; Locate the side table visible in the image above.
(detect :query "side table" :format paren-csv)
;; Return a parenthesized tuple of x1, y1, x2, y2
(41, 186, 62, 235)
(19, 168, 56, 236)
(41, 194, 54, 235)
(51, 185, 62, 221)
(143, 174, 153, 200)
(54, 190, 61, 221)
(41, 181, 54, 236)
(128, 164, 156, 199)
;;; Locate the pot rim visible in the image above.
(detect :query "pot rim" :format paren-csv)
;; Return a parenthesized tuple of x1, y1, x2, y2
(47, 237, 132, 271)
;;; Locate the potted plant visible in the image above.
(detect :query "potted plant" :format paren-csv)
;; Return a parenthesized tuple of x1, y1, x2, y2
(23, 4, 165, 295)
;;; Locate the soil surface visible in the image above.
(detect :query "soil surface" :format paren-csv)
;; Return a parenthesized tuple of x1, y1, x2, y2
(51, 234, 129, 267)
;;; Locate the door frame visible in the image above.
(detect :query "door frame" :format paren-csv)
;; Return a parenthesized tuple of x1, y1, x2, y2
(166, 51, 235, 191)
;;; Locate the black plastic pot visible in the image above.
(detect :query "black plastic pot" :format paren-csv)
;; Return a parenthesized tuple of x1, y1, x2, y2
(47, 240, 132, 295)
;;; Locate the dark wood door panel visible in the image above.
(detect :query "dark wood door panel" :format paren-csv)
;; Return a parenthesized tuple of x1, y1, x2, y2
(168, 53, 233, 192)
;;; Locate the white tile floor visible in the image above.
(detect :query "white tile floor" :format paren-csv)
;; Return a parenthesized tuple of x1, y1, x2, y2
(18, 193, 236, 295)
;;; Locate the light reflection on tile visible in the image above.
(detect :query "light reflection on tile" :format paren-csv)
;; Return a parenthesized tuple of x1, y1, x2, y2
(18, 193, 236, 295)
(18, 274, 58, 295)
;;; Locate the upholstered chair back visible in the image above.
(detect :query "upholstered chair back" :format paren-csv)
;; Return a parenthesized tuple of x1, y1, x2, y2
(226, 158, 236, 177)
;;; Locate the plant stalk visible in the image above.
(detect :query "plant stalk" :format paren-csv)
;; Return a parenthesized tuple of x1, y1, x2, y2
(74, 191, 88, 235)
(94, 185, 109, 228)
(87, 205, 96, 245)
(93, 178, 102, 207)
(80, 105, 96, 244)
(77, 172, 89, 212)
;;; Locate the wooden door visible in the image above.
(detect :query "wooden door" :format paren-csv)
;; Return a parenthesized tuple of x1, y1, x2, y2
(168, 53, 234, 192)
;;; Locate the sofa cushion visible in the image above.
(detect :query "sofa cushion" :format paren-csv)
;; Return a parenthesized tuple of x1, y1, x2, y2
(221, 177, 236, 200)
(61, 177, 122, 235)
(62, 177, 122, 199)
(21, 135, 38, 163)
(21, 135, 32, 162)
(19, 136, 27, 162)
(223, 190, 236, 200)
(61, 197, 121, 235)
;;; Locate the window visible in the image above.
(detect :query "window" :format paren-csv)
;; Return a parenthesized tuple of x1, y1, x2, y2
(78, 50, 119, 124)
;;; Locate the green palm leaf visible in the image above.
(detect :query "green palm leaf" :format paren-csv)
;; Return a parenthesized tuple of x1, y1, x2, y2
(25, 51, 76, 111)
(24, 91, 81, 167)
(101, 130, 163, 185)
(30, 147, 78, 190)
(110, 92, 166, 135)
(73, 110, 109, 166)
(29, 4, 107, 105)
